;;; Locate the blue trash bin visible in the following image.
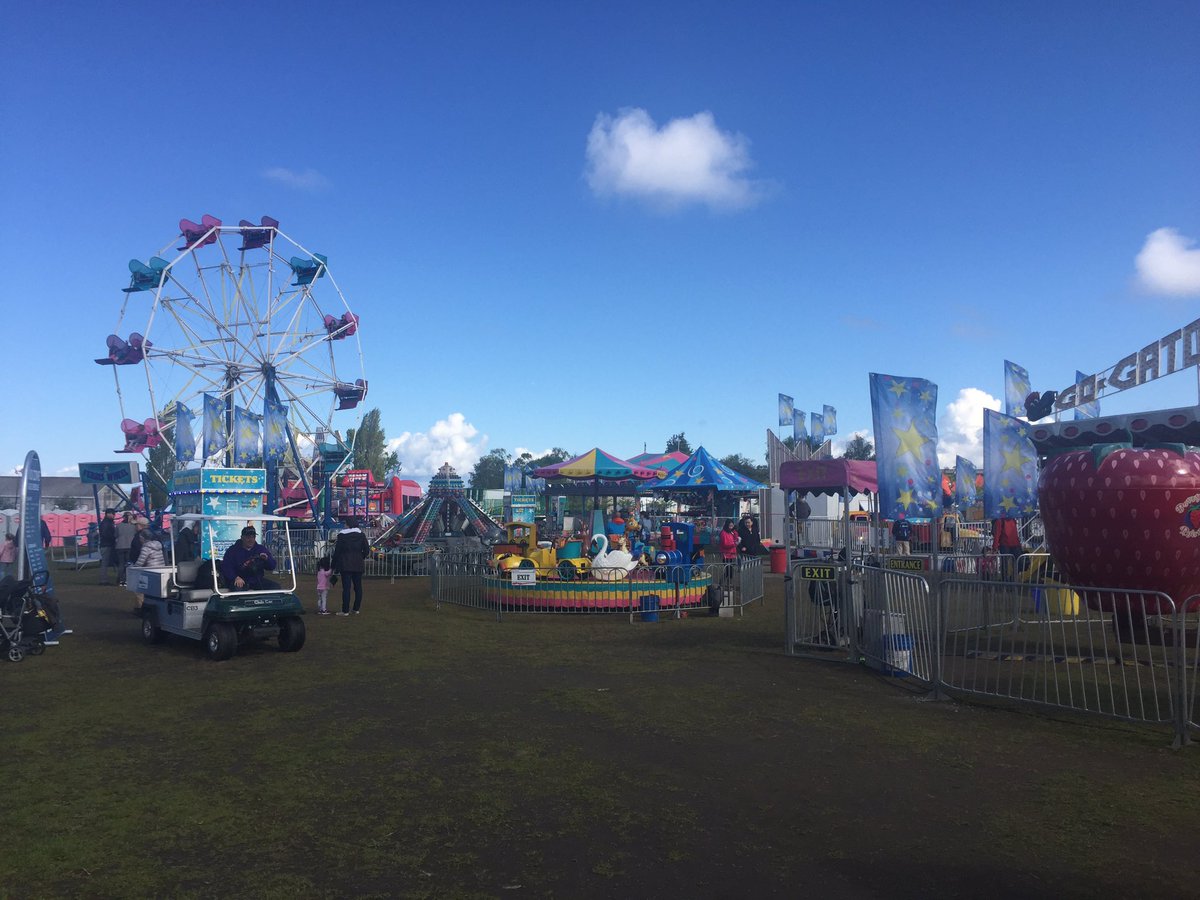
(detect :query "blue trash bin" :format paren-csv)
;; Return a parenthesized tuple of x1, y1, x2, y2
(640, 594, 660, 623)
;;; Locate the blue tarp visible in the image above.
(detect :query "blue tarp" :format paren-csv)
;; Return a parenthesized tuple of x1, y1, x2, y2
(642, 446, 765, 493)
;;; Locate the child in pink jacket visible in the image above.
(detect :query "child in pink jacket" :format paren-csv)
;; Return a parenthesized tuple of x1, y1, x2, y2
(315, 555, 333, 615)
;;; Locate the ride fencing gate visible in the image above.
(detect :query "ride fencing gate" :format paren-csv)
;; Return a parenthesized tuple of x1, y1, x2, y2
(430, 554, 765, 623)
(266, 528, 437, 580)
(784, 553, 1200, 748)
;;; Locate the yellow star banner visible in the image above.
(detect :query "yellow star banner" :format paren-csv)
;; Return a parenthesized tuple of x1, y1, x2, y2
(983, 408, 1038, 519)
(870, 373, 941, 518)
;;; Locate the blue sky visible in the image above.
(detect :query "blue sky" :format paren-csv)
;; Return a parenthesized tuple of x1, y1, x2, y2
(3, 1, 1198, 484)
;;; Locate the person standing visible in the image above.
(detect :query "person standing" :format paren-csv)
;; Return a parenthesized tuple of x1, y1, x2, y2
(992, 515, 1022, 579)
(173, 520, 201, 563)
(40, 518, 52, 550)
(333, 518, 371, 616)
(736, 515, 767, 559)
(130, 523, 165, 613)
(0, 532, 17, 581)
(315, 555, 333, 616)
(115, 513, 137, 586)
(892, 514, 912, 555)
(718, 519, 739, 587)
(98, 509, 118, 584)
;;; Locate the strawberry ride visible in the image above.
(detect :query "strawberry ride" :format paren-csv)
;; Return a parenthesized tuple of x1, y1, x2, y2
(1039, 443, 1200, 634)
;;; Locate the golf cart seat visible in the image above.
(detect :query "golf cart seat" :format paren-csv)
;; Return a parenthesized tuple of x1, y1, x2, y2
(176, 560, 201, 586)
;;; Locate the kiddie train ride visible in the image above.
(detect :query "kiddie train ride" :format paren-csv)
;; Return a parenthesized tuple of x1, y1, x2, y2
(482, 520, 712, 611)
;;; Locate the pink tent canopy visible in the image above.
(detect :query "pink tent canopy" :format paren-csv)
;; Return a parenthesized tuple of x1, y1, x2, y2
(779, 459, 878, 496)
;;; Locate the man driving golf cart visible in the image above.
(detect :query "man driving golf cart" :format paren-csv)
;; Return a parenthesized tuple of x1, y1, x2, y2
(220, 525, 280, 591)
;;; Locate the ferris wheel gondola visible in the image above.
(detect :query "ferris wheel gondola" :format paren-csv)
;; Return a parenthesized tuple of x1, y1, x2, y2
(98, 215, 366, 523)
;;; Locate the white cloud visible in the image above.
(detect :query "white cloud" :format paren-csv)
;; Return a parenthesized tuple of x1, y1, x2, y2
(585, 108, 765, 211)
(263, 166, 331, 191)
(1136, 227, 1200, 296)
(385, 413, 489, 478)
(937, 388, 1001, 467)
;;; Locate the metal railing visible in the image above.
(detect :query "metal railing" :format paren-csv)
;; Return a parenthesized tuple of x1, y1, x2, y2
(265, 527, 436, 580)
(783, 558, 1199, 747)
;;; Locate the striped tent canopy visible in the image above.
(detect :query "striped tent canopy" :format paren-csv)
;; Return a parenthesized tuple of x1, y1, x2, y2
(627, 451, 688, 472)
(533, 448, 663, 481)
(645, 446, 765, 492)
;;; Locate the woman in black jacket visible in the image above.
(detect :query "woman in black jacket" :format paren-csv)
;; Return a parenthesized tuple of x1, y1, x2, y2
(736, 515, 768, 558)
(332, 518, 371, 616)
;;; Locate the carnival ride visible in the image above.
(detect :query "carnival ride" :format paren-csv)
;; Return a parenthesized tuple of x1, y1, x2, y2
(481, 520, 712, 610)
(1024, 317, 1200, 633)
(375, 463, 503, 548)
(98, 215, 366, 523)
(491, 521, 592, 579)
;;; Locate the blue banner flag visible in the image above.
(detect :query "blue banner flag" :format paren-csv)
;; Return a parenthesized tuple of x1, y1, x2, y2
(823, 404, 837, 436)
(869, 373, 940, 518)
(18, 450, 52, 593)
(174, 402, 196, 464)
(792, 410, 808, 444)
(982, 409, 1039, 519)
(263, 397, 289, 464)
(233, 406, 261, 466)
(1074, 370, 1100, 420)
(955, 455, 978, 510)
(203, 393, 226, 459)
(778, 394, 794, 427)
(811, 412, 826, 447)
(1004, 360, 1031, 418)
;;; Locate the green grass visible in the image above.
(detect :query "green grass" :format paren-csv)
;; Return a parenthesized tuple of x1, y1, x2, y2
(2, 566, 1200, 897)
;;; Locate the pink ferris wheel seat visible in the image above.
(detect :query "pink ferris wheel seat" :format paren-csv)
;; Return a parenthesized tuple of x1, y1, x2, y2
(178, 214, 222, 250)
(95, 332, 151, 366)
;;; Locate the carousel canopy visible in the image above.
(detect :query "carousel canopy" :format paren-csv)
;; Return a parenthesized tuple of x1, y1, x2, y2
(628, 451, 688, 472)
(533, 448, 662, 481)
(644, 446, 766, 492)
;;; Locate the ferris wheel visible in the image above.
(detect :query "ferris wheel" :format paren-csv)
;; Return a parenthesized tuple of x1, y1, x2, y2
(98, 214, 366, 521)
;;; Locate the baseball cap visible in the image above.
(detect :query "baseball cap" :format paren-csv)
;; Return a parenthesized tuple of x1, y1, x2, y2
(241, 525, 257, 536)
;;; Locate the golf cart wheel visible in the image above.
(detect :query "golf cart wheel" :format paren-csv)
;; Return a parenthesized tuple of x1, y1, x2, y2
(142, 616, 165, 645)
(278, 616, 306, 653)
(204, 623, 238, 661)
(8, 645, 23, 662)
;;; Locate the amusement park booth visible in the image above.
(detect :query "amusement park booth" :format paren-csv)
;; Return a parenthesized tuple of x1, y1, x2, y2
(168, 467, 268, 554)
(779, 459, 879, 560)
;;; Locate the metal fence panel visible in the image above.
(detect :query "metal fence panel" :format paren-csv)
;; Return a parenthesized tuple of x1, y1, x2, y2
(938, 578, 1178, 730)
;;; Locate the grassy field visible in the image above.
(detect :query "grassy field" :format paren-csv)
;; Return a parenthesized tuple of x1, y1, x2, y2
(3, 566, 1200, 898)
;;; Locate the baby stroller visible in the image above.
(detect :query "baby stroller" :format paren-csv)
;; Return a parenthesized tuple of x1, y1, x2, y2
(0, 576, 48, 662)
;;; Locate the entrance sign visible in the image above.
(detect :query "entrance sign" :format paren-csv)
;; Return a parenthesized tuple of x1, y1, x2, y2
(1055, 317, 1200, 413)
